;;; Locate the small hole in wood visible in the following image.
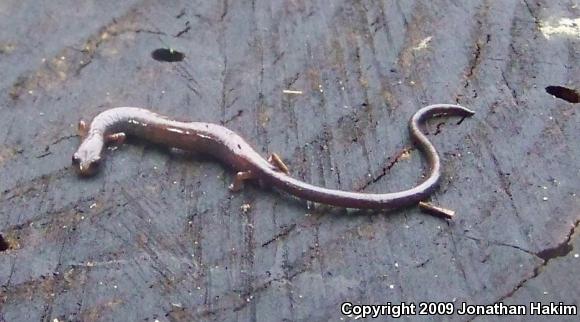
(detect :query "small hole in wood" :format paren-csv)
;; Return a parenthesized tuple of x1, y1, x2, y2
(151, 48, 185, 62)
(536, 243, 573, 261)
(0, 234, 9, 252)
(545, 86, 579, 103)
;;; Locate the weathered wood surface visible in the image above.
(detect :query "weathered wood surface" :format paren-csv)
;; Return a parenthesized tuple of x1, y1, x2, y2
(1, 0, 579, 321)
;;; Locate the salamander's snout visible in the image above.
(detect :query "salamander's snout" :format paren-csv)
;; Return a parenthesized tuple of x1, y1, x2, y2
(72, 152, 101, 176)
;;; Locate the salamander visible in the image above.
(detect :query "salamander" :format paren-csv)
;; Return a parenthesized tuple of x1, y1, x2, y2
(72, 104, 474, 217)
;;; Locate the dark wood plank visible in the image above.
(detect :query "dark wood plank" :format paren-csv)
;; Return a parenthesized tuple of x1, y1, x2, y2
(1, 0, 578, 321)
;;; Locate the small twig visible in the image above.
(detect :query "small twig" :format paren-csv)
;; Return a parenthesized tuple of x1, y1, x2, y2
(419, 201, 455, 219)
(282, 89, 303, 95)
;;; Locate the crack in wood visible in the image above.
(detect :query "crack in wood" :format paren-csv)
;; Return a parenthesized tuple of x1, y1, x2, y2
(460, 234, 536, 257)
(356, 146, 414, 192)
(474, 219, 580, 317)
(501, 69, 519, 104)
(535, 219, 580, 261)
(522, 0, 541, 28)
(6, 6, 168, 101)
(261, 223, 297, 247)
(174, 22, 191, 38)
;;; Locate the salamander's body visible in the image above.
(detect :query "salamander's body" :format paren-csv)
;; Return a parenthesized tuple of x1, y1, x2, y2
(73, 105, 474, 213)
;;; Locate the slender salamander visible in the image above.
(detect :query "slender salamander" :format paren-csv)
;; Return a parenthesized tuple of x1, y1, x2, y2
(73, 104, 474, 216)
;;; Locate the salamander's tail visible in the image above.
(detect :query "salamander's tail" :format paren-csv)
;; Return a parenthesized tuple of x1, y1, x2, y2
(406, 104, 475, 200)
(262, 104, 475, 212)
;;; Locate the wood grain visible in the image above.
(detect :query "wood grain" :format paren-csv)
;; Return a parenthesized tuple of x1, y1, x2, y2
(1, 0, 578, 321)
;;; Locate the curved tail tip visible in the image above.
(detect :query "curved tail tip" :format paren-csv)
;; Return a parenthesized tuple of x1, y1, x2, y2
(453, 104, 476, 117)
(424, 104, 476, 116)
(463, 107, 476, 116)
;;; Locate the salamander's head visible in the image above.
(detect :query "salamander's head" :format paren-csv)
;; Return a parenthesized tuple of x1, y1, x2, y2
(72, 134, 104, 176)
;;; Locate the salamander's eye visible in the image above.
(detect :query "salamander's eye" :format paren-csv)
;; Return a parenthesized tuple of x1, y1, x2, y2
(72, 154, 80, 165)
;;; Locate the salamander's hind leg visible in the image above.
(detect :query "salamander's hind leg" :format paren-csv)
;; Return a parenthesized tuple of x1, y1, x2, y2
(78, 120, 88, 139)
(229, 170, 254, 192)
(105, 132, 126, 146)
(268, 153, 290, 174)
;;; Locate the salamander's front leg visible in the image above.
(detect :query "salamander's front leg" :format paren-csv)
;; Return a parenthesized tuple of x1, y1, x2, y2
(78, 120, 88, 139)
(268, 153, 290, 174)
(105, 132, 126, 146)
(229, 170, 254, 192)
